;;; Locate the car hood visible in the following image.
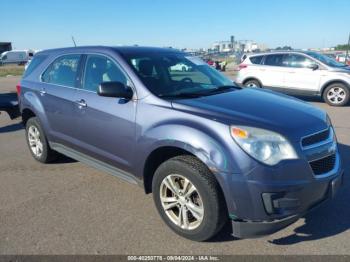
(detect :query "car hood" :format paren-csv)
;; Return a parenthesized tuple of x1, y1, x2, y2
(171, 88, 328, 142)
(329, 66, 350, 73)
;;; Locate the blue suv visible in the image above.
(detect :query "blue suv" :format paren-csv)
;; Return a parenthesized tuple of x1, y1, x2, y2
(18, 46, 344, 241)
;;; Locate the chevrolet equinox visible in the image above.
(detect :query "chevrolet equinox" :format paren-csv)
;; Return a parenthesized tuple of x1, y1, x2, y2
(18, 46, 344, 241)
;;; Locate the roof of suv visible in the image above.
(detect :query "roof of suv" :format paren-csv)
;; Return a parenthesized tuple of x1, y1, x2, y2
(246, 50, 319, 57)
(38, 46, 183, 55)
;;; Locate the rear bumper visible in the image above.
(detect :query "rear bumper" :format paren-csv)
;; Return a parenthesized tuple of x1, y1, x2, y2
(231, 169, 344, 238)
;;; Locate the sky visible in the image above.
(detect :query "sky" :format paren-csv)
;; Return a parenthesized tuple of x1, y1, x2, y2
(1, 0, 350, 50)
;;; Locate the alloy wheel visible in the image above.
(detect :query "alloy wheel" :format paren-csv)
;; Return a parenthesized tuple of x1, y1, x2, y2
(159, 174, 204, 230)
(27, 125, 43, 157)
(245, 82, 258, 88)
(327, 86, 346, 104)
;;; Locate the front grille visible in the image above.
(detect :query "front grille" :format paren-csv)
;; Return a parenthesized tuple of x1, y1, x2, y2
(309, 154, 336, 175)
(302, 129, 330, 147)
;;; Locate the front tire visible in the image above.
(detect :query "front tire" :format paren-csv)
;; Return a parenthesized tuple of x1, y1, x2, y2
(323, 83, 349, 106)
(25, 117, 57, 163)
(152, 155, 227, 241)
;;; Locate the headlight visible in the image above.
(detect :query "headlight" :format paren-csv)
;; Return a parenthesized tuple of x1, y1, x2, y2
(230, 126, 297, 165)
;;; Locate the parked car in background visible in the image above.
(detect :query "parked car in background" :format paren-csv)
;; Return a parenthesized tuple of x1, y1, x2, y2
(18, 46, 343, 241)
(170, 62, 192, 72)
(236, 51, 350, 106)
(336, 54, 350, 65)
(0, 50, 34, 65)
(205, 59, 214, 66)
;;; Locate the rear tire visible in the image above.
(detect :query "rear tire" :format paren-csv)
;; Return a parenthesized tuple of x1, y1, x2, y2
(323, 83, 349, 106)
(152, 155, 227, 241)
(244, 79, 261, 88)
(25, 117, 57, 163)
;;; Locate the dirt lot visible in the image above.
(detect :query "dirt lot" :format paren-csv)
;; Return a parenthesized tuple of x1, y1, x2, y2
(0, 65, 24, 77)
(0, 76, 349, 255)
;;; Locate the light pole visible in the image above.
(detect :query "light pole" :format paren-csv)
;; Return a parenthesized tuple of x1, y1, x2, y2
(346, 32, 350, 64)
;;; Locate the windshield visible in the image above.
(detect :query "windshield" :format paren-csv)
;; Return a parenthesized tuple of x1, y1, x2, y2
(305, 51, 346, 68)
(123, 52, 236, 99)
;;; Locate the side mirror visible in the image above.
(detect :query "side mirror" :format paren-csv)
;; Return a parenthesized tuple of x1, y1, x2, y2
(308, 63, 319, 70)
(97, 81, 133, 99)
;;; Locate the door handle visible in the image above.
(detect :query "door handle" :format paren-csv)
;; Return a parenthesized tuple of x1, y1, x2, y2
(39, 88, 46, 96)
(75, 99, 87, 108)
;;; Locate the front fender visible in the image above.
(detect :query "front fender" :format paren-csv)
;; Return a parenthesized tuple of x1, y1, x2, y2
(136, 123, 238, 177)
(320, 78, 350, 94)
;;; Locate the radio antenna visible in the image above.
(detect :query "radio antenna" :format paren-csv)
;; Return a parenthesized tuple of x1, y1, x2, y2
(71, 36, 77, 47)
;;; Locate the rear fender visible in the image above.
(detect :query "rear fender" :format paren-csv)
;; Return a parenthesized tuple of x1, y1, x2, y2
(22, 91, 50, 135)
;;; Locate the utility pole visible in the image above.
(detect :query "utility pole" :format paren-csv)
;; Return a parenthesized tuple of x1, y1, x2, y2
(346, 32, 350, 64)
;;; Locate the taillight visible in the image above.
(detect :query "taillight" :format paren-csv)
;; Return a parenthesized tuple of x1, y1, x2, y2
(235, 64, 248, 71)
(16, 82, 21, 96)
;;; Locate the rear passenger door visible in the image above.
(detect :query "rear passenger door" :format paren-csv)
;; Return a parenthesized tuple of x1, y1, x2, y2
(73, 54, 136, 172)
(260, 54, 288, 89)
(40, 54, 82, 147)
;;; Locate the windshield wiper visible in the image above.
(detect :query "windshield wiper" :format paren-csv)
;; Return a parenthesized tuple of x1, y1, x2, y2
(158, 92, 207, 99)
(204, 85, 240, 94)
(158, 85, 239, 99)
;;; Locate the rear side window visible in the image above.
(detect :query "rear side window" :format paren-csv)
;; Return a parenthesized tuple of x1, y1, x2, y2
(264, 54, 284, 66)
(249, 55, 263, 64)
(23, 55, 47, 78)
(42, 55, 81, 87)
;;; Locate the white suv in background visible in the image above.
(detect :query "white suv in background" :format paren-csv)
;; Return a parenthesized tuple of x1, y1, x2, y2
(235, 51, 350, 106)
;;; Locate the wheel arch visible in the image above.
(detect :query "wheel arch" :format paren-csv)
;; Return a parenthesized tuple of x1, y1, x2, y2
(21, 108, 36, 126)
(142, 137, 233, 195)
(242, 77, 263, 87)
(143, 146, 194, 194)
(321, 79, 350, 96)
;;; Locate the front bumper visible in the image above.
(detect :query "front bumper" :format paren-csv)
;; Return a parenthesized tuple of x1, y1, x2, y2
(215, 139, 344, 238)
(231, 169, 343, 238)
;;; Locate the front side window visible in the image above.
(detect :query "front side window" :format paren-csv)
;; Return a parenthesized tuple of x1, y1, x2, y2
(306, 51, 346, 68)
(42, 55, 80, 87)
(2, 55, 7, 60)
(83, 55, 128, 92)
(283, 54, 314, 68)
(264, 54, 284, 66)
(123, 53, 234, 98)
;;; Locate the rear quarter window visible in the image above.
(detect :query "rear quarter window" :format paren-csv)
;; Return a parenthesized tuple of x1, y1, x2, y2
(23, 55, 48, 78)
(249, 55, 263, 64)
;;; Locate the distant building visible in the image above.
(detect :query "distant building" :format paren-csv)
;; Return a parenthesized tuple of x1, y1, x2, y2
(0, 42, 12, 54)
(211, 36, 268, 53)
(212, 41, 233, 52)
